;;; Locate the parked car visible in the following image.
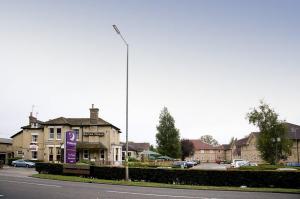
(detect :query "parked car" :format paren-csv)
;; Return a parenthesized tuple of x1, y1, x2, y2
(11, 159, 35, 168)
(172, 161, 187, 168)
(230, 159, 244, 168)
(185, 161, 197, 168)
(234, 160, 250, 168)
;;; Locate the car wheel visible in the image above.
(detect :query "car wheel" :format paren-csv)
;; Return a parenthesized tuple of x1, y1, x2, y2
(13, 164, 17, 167)
(26, 164, 29, 168)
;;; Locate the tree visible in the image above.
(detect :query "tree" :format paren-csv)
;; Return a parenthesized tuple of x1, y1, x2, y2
(149, 144, 157, 152)
(247, 100, 292, 164)
(181, 139, 195, 160)
(229, 137, 235, 146)
(200, 135, 219, 146)
(156, 107, 181, 158)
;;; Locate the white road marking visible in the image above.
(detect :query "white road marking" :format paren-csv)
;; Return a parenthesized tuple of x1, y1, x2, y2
(0, 180, 62, 188)
(106, 190, 220, 199)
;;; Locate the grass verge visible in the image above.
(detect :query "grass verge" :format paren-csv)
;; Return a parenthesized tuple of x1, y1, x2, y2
(32, 174, 300, 194)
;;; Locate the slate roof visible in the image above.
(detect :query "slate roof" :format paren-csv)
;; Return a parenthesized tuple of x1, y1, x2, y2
(121, 142, 150, 152)
(43, 117, 120, 132)
(0, 138, 12, 144)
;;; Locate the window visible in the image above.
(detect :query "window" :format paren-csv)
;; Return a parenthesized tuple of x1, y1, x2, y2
(56, 147, 61, 162)
(32, 135, 38, 143)
(210, 150, 214, 154)
(49, 128, 54, 139)
(32, 151, 37, 159)
(74, 129, 79, 140)
(128, 152, 131, 157)
(100, 149, 105, 160)
(200, 150, 204, 154)
(49, 147, 53, 161)
(17, 150, 23, 155)
(57, 128, 61, 140)
(83, 150, 89, 160)
(115, 148, 119, 161)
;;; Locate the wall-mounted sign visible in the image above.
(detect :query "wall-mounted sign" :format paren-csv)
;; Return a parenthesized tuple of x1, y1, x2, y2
(29, 144, 38, 151)
(83, 132, 105, 136)
(64, 131, 77, 164)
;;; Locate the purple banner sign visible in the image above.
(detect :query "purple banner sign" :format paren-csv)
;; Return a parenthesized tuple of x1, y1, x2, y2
(64, 131, 77, 164)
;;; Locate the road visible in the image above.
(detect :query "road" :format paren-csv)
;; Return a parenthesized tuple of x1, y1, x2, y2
(0, 167, 299, 199)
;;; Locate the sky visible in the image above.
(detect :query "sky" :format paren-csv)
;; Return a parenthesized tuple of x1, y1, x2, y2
(0, 0, 299, 145)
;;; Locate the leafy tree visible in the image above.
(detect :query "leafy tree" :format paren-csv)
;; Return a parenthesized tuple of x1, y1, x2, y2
(181, 139, 195, 160)
(149, 144, 157, 152)
(247, 100, 292, 164)
(156, 107, 181, 158)
(229, 137, 235, 146)
(200, 135, 219, 146)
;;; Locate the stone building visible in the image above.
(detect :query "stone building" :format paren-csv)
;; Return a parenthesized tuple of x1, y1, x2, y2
(121, 142, 150, 160)
(231, 123, 300, 164)
(187, 139, 224, 163)
(11, 105, 122, 165)
(0, 138, 13, 164)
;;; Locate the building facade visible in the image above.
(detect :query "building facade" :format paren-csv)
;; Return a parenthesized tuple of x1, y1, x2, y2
(0, 138, 13, 164)
(121, 142, 150, 160)
(11, 105, 122, 165)
(187, 139, 224, 163)
(231, 123, 300, 164)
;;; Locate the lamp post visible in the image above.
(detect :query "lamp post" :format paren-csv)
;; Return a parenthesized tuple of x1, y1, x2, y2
(113, 24, 129, 181)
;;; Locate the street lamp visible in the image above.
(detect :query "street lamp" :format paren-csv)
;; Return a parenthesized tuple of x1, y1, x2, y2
(113, 24, 129, 181)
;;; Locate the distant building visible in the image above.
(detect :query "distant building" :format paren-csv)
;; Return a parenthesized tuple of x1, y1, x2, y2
(0, 138, 13, 164)
(121, 142, 150, 160)
(231, 123, 300, 164)
(11, 105, 122, 165)
(187, 139, 224, 163)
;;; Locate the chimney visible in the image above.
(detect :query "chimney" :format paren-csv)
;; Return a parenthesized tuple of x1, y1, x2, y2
(29, 112, 37, 125)
(90, 104, 99, 124)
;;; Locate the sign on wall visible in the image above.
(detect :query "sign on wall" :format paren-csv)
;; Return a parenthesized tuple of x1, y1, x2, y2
(64, 131, 77, 164)
(83, 132, 105, 136)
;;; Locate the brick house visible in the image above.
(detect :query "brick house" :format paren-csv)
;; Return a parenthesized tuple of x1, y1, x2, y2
(187, 139, 224, 163)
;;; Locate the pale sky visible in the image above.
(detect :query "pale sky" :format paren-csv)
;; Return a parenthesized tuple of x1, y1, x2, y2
(0, 0, 299, 145)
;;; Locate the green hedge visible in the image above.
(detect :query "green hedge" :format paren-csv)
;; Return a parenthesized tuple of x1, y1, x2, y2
(36, 163, 63, 175)
(90, 166, 300, 188)
(35, 164, 300, 188)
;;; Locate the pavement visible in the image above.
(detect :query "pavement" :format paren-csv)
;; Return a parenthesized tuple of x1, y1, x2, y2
(192, 163, 229, 170)
(0, 167, 299, 199)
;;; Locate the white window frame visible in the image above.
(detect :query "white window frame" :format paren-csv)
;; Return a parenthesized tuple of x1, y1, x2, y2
(83, 150, 89, 160)
(31, 135, 38, 143)
(73, 128, 80, 141)
(56, 128, 62, 140)
(31, 151, 37, 160)
(49, 128, 54, 140)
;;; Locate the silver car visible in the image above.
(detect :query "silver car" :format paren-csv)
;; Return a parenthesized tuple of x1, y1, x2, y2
(11, 159, 35, 168)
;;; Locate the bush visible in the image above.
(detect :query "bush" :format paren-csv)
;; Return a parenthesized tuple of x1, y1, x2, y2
(35, 163, 63, 175)
(89, 166, 300, 188)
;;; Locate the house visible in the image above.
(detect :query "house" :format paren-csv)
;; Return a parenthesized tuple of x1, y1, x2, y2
(121, 142, 150, 160)
(0, 138, 13, 164)
(231, 123, 300, 164)
(187, 139, 224, 163)
(11, 104, 122, 165)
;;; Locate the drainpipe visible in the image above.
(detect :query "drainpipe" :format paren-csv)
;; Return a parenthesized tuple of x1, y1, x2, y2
(297, 139, 299, 164)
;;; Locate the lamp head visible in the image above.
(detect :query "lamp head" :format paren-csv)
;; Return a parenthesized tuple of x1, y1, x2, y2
(113, 25, 120, 34)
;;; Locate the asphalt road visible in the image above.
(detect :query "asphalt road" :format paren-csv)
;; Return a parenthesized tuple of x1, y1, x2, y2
(0, 168, 299, 199)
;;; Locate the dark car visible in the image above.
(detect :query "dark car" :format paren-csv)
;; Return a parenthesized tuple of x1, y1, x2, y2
(11, 159, 35, 168)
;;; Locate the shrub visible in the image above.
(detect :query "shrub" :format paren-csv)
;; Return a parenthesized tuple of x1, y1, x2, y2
(35, 163, 63, 175)
(90, 166, 300, 188)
